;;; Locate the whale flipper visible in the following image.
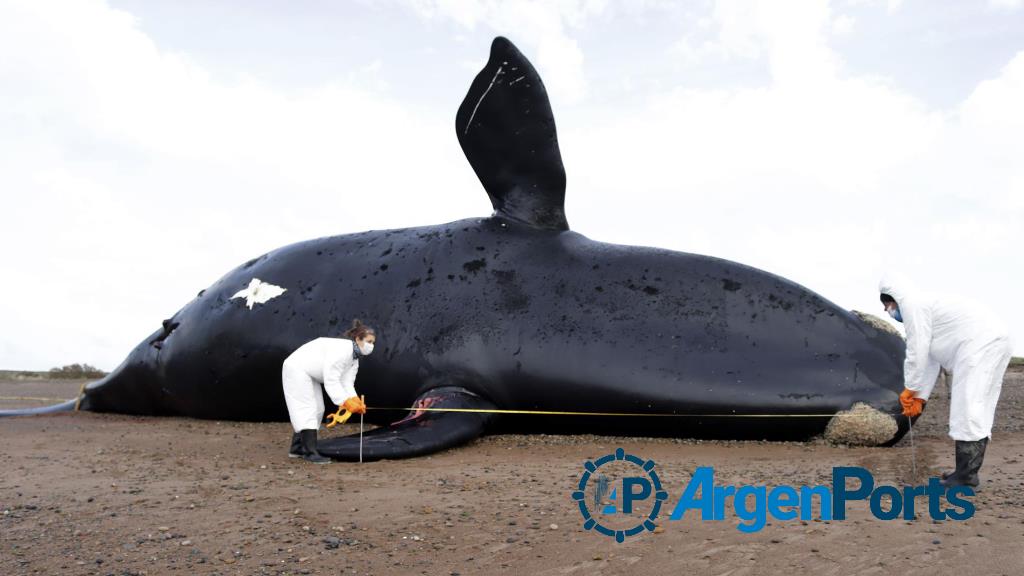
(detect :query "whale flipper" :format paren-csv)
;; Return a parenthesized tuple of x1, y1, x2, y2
(317, 387, 496, 461)
(456, 37, 568, 231)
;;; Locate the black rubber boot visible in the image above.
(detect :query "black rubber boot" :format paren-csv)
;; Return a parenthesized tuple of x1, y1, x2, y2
(300, 429, 331, 464)
(288, 432, 304, 458)
(941, 437, 988, 488)
(940, 443, 964, 480)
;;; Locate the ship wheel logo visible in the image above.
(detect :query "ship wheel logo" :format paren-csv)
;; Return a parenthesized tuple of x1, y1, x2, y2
(572, 447, 668, 542)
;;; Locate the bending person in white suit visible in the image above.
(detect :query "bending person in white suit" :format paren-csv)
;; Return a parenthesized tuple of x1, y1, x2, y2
(281, 319, 375, 464)
(879, 274, 1013, 487)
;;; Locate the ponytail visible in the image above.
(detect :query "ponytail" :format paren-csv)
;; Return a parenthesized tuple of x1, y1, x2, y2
(343, 318, 375, 341)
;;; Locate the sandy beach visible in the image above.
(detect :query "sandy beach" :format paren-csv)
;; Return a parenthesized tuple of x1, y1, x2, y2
(2, 368, 1023, 575)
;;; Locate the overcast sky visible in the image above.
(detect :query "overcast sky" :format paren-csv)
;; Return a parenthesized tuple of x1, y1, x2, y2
(1, 0, 1022, 371)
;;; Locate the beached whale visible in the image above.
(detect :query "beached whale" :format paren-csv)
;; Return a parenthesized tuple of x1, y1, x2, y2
(2, 37, 910, 459)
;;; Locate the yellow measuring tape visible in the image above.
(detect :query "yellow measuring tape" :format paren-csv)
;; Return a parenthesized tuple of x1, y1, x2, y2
(1, 395, 838, 419)
(360, 406, 838, 418)
(326, 394, 366, 428)
(325, 406, 354, 427)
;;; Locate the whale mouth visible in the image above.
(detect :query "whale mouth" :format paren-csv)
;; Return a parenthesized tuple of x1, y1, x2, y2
(823, 402, 899, 446)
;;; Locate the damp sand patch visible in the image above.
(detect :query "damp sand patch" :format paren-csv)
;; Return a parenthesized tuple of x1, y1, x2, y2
(824, 402, 898, 446)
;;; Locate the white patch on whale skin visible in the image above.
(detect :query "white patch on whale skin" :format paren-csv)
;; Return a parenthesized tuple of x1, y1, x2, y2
(231, 278, 286, 310)
(464, 65, 504, 135)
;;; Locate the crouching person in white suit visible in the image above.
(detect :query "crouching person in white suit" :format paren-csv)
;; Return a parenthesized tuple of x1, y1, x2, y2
(879, 274, 1013, 488)
(282, 319, 375, 464)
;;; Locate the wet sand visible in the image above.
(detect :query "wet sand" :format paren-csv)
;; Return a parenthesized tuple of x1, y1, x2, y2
(2, 369, 1023, 575)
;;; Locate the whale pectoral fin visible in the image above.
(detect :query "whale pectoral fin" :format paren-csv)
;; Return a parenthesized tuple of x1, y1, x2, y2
(316, 387, 496, 462)
(456, 37, 568, 231)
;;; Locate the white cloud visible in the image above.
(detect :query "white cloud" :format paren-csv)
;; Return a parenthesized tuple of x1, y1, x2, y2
(989, 0, 1023, 10)
(832, 14, 856, 37)
(961, 51, 1024, 129)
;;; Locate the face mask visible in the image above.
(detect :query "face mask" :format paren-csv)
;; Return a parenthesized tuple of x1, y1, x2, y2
(359, 342, 374, 356)
(887, 308, 902, 323)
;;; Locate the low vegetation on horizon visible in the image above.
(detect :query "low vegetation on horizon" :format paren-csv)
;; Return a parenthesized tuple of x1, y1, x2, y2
(48, 363, 106, 378)
(0, 364, 107, 380)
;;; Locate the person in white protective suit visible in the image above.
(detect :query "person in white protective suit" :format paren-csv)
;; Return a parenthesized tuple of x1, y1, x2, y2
(281, 319, 376, 464)
(878, 274, 1013, 487)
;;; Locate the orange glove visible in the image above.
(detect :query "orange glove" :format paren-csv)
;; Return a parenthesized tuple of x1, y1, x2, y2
(899, 388, 925, 418)
(343, 395, 366, 415)
(899, 388, 915, 410)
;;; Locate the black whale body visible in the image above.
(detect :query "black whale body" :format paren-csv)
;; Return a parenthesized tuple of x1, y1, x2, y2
(4, 37, 909, 458)
(88, 216, 905, 434)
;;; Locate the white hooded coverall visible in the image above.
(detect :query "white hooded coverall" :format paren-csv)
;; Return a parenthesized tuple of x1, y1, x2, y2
(879, 274, 1013, 441)
(281, 337, 360, 432)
